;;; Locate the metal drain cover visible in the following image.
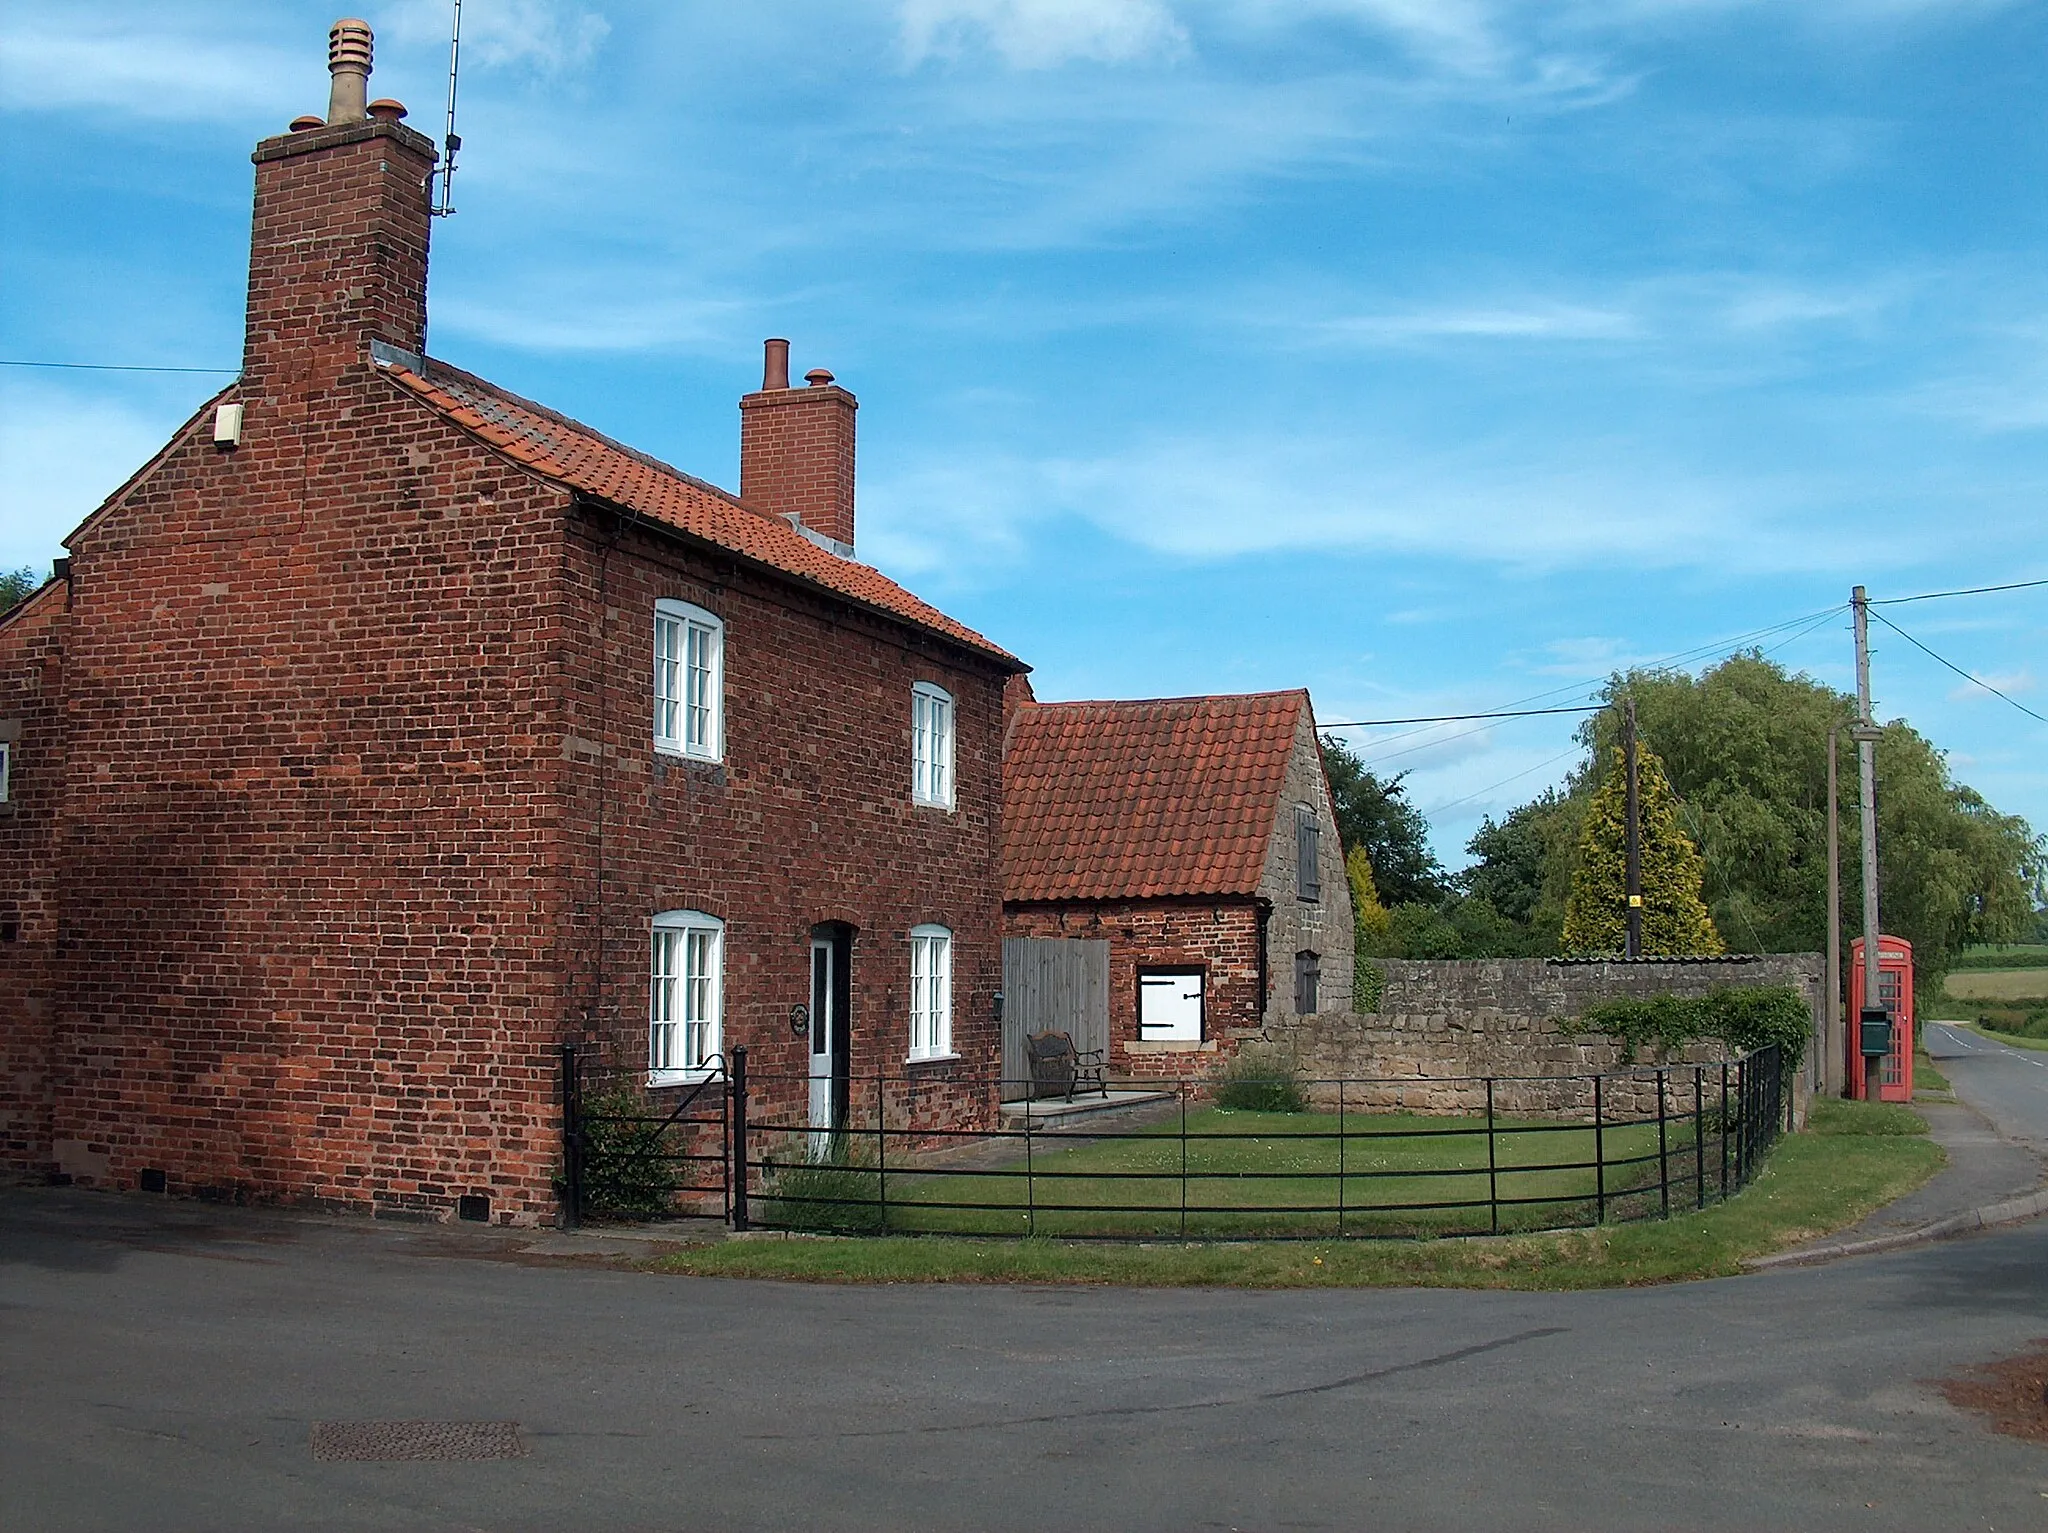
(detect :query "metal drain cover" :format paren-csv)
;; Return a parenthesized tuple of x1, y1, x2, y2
(310, 1420, 528, 1461)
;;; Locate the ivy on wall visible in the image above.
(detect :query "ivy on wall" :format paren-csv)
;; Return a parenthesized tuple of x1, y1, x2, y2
(1557, 984, 1810, 1068)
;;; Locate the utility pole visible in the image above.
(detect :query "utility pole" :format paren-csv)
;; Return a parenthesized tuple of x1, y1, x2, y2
(1852, 586, 1887, 1103)
(1624, 696, 1643, 959)
(1825, 722, 1842, 1098)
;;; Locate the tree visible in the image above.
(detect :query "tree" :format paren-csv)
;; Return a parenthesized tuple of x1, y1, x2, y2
(1577, 655, 2042, 975)
(1563, 742, 1724, 956)
(0, 566, 39, 611)
(1461, 788, 1581, 949)
(1318, 735, 1449, 906)
(1347, 845, 1390, 954)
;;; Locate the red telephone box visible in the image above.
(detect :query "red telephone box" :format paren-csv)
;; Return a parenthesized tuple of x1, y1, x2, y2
(1848, 935, 1913, 1102)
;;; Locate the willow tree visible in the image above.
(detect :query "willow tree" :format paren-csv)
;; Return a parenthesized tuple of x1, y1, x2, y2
(1563, 743, 1724, 956)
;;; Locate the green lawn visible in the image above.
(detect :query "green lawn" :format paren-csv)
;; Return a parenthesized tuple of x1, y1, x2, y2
(750, 1098, 1770, 1241)
(653, 1097, 1942, 1290)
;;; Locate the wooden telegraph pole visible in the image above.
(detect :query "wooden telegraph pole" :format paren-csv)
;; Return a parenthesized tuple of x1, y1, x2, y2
(1624, 696, 1643, 959)
(1852, 586, 1887, 1103)
(1825, 722, 1843, 1098)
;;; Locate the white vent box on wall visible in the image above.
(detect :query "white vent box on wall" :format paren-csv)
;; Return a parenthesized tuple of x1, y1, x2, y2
(213, 403, 244, 448)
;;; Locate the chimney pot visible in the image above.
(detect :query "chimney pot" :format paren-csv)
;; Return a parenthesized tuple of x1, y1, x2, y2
(805, 368, 835, 388)
(367, 98, 408, 122)
(762, 338, 790, 391)
(289, 114, 325, 132)
(326, 17, 374, 124)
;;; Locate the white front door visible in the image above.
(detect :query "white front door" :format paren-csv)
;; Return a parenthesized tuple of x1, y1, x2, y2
(809, 938, 836, 1147)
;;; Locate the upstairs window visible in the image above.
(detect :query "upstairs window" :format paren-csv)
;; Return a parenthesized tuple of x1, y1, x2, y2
(0, 740, 10, 804)
(912, 682, 954, 809)
(909, 925, 954, 1060)
(1294, 951, 1321, 1016)
(651, 910, 723, 1079)
(1295, 804, 1322, 902)
(654, 600, 723, 760)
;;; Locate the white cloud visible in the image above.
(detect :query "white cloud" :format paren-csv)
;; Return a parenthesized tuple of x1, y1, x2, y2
(1947, 670, 2036, 705)
(1313, 303, 1640, 346)
(0, 15, 300, 123)
(386, 0, 610, 75)
(900, 0, 1189, 68)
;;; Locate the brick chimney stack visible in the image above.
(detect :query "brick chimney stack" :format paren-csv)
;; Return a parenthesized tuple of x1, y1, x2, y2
(739, 340, 858, 552)
(241, 20, 437, 397)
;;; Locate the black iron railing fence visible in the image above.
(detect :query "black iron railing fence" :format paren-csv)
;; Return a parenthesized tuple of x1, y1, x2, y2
(560, 1043, 1785, 1240)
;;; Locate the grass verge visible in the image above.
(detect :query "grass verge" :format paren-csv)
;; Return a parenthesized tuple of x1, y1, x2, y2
(1915, 1052, 1952, 1094)
(1965, 1022, 2048, 1052)
(648, 1099, 1942, 1291)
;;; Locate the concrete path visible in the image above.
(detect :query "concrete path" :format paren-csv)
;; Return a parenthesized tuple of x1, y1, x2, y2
(6, 1184, 2048, 1532)
(1757, 1023, 2048, 1268)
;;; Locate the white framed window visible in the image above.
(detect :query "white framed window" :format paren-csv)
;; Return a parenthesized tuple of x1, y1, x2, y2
(909, 924, 954, 1060)
(651, 909, 724, 1080)
(654, 600, 724, 761)
(911, 682, 954, 809)
(1139, 967, 1204, 1042)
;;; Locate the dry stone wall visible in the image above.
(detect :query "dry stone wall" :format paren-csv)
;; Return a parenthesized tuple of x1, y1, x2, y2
(1267, 955, 1821, 1120)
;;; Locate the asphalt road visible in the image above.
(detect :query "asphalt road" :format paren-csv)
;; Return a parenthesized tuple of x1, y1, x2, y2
(1924, 1020, 2048, 1154)
(4, 1185, 2046, 1533)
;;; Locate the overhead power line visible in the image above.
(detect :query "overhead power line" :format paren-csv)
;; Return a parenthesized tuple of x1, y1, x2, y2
(1867, 609, 2047, 725)
(0, 360, 240, 375)
(1872, 577, 2048, 606)
(1323, 703, 1604, 727)
(1332, 603, 1847, 771)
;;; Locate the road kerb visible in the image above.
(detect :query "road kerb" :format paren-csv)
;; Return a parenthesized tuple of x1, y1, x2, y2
(1745, 1185, 2048, 1271)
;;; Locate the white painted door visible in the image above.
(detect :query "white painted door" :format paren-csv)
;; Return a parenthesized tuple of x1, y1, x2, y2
(1138, 969, 1204, 1042)
(809, 938, 836, 1148)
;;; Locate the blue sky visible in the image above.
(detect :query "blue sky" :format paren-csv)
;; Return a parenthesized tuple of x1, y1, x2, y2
(3, 0, 2044, 869)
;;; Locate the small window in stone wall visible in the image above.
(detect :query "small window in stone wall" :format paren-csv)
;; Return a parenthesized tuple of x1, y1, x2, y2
(1296, 804, 1320, 902)
(1294, 950, 1320, 1015)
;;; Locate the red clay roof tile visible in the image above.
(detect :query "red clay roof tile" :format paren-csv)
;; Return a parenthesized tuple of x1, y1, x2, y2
(1003, 690, 1308, 902)
(375, 354, 1019, 667)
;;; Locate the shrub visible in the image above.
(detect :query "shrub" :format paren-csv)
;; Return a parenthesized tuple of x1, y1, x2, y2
(1214, 1042, 1308, 1113)
(1561, 984, 1810, 1071)
(759, 1137, 886, 1233)
(573, 1086, 686, 1220)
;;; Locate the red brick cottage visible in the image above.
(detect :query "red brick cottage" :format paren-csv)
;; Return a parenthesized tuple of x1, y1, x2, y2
(1002, 688, 1353, 1079)
(0, 26, 1023, 1223)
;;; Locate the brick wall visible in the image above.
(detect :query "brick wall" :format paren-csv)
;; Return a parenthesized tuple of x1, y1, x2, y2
(0, 580, 69, 1178)
(1005, 899, 1266, 1079)
(43, 363, 570, 1220)
(556, 509, 1010, 1139)
(1268, 955, 1821, 1118)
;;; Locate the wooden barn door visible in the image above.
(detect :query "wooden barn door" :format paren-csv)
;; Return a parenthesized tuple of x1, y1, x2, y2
(1001, 937, 1110, 1099)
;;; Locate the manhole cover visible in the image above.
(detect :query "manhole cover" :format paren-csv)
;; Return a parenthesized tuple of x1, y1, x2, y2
(310, 1421, 528, 1461)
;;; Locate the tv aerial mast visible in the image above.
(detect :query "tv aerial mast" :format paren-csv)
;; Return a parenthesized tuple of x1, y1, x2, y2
(432, 0, 463, 216)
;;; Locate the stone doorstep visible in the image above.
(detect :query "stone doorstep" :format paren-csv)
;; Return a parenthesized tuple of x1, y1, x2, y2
(998, 1089, 1179, 1132)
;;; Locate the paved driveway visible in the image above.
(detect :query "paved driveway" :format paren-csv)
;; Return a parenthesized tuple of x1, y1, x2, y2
(3, 1187, 2046, 1532)
(1925, 1020, 2048, 1152)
